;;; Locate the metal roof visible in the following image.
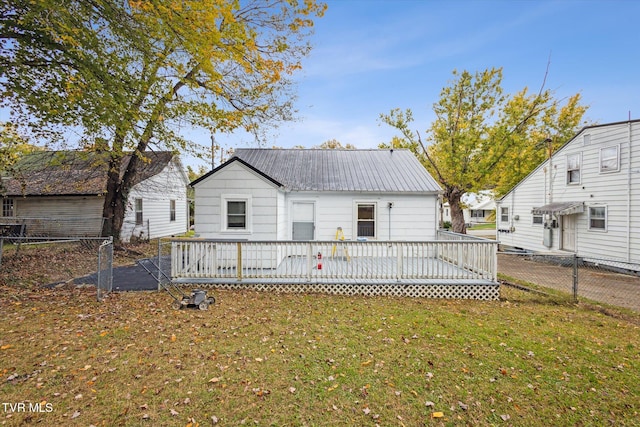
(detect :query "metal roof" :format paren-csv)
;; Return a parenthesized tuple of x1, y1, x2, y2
(230, 148, 441, 193)
(531, 202, 584, 216)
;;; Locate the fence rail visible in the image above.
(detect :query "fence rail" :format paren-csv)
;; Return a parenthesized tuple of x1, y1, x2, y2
(169, 238, 498, 283)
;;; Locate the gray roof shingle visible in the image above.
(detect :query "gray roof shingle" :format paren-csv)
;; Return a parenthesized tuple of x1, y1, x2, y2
(228, 149, 441, 193)
(2, 150, 176, 196)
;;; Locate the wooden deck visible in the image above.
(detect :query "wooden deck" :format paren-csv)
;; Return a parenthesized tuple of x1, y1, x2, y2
(168, 238, 500, 299)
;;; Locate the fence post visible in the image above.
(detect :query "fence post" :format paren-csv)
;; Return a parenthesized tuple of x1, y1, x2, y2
(572, 254, 578, 302)
(0, 237, 3, 268)
(306, 242, 312, 282)
(157, 238, 162, 291)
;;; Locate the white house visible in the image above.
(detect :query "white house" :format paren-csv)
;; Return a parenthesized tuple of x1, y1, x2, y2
(441, 192, 495, 226)
(496, 119, 640, 263)
(1, 150, 189, 241)
(190, 148, 442, 241)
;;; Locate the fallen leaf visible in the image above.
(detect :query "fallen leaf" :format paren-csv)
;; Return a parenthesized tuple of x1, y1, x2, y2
(170, 408, 179, 416)
(1, 345, 13, 350)
(432, 411, 444, 418)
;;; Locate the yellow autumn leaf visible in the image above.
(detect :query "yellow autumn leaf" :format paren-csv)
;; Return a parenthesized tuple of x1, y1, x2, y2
(171, 334, 177, 342)
(361, 359, 372, 367)
(1, 344, 13, 350)
(432, 411, 444, 418)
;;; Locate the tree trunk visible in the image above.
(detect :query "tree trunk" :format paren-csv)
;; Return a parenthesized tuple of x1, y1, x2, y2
(101, 155, 127, 242)
(446, 187, 467, 234)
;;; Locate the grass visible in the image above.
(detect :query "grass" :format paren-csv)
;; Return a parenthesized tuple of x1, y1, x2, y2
(468, 223, 496, 230)
(1, 284, 639, 426)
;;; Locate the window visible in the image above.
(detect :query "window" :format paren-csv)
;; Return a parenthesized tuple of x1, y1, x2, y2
(221, 195, 251, 232)
(169, 200, 176, 222)
(532, 214, 543, 225)
(500, 207, 509, 223)
(566, 153, 581, 184)
(2, 198, 14, 217)
(600, 145, 620, 173)
(227, 201, 247, 229)
(583, 134, 591, 146)
(135, 198, 143, 225)
(589, 206, 607, 231)
(357, 203, 376, 238)
(471, 210, 485, 218)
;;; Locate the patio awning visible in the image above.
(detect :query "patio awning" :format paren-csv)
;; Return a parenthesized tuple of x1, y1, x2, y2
(531, 202, 584, 216)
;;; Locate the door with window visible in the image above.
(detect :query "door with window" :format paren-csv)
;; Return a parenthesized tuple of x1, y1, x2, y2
(292, 202, 315, 240)
(561, 215, 576, 251)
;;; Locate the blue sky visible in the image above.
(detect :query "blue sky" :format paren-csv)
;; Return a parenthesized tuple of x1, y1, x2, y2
(194, 0, 640, 169)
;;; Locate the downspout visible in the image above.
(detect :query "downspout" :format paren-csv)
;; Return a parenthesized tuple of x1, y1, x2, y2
(627, 119, 632, 262)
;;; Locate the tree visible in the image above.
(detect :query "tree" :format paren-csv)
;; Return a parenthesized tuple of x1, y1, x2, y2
(0, 122, 36, 182)
(380, 68, 588, 234)
(318, 139, 356, 149)
(1, 0, 326, 242)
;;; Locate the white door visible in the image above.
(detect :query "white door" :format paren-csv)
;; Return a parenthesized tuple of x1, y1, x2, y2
(292, 202, 315, 240)
(561, 215, 576, 251)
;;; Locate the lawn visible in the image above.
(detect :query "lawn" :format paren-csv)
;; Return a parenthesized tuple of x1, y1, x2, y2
(1, 283, 638, 426)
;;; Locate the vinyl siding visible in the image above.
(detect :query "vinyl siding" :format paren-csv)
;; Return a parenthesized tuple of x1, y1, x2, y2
(8, 196, 104, 236)
(193, 161, 280, 239)
(193, 161, 439, 241)
(498, 121, 640, 262)
(121, 157, 189, 242)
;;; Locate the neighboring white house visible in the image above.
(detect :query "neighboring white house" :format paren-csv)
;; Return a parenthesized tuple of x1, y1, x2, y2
(496, 119, 640, 263)
(190, 148, 442, 241)
(441, 192, 495, 226)
(1, 150, 189, 241)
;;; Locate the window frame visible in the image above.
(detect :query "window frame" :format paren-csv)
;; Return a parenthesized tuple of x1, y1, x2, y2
(135, 198, 143, 226)
(599, 145, 620, 173)
(588, 205, 607, 231)
(221, 195, 252, 233)
(2, 198, 15, 217)
(169, 200, 176, 222)
(566, 153, 582, 185)
(500, 207, 509, 223)
(532, 214, 543, 225)
(355, 202, 377, 239)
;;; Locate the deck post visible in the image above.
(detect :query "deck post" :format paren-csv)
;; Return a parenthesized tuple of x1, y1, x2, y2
(306, 242, 312, 282)
(397, 242, 403, 281)
(237, 242, 243, 281)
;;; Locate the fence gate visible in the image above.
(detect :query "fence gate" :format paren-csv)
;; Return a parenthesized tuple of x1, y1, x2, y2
(96, 237, 114, 301)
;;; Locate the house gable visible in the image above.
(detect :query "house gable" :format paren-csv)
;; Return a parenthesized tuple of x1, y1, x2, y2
(497, 119, 640, 262)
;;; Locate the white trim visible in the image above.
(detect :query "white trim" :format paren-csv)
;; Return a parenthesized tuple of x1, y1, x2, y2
(354, 201, 377, 239)
(588, 205, 607, 232)
(566, 152, 582, 185)
(599, 144, 620, 173)
(221, 194, 252, 233)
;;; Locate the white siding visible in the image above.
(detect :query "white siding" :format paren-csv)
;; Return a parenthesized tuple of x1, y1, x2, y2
(121, 157, 189, 242)
(498, 121, 640, 263)
(193, 161, 281, 239)
(285, 192, 437, 241)
(193, 162, 440, 241)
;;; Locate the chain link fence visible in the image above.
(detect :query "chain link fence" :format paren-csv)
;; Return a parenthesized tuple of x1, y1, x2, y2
(498, 251, 640, 312)
(0, 236, 114, 300)
(0, 217, 104, 239)
(96, 237, 114, 301)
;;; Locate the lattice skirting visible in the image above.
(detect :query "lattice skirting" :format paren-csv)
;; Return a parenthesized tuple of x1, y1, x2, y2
(192, 282, 500, 300)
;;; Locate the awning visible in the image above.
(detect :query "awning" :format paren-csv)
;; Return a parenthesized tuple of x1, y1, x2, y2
(531, 202, 584, 216)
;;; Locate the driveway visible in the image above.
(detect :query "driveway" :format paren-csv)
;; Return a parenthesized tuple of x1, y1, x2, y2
(498, 253, 640, 312)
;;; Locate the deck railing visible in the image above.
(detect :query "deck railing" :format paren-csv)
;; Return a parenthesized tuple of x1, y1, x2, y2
(170, 235, 497, 283)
